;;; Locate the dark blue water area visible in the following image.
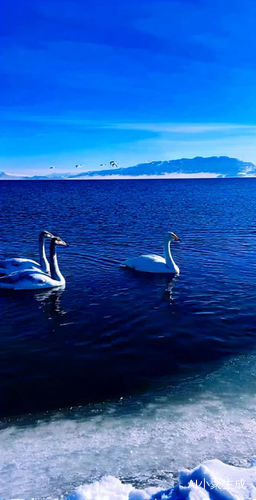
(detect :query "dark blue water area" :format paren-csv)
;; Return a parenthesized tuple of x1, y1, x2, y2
(0, 179, 256, 417)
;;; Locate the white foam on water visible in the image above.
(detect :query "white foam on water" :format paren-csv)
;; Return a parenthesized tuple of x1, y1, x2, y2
(1, 353, 256, 499)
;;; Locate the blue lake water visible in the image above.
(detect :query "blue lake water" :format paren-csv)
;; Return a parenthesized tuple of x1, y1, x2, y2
(1, 179, 256, 498)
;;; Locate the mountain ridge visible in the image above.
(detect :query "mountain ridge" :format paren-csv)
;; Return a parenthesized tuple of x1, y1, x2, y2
(70, 156, 256, 179)
(1, 156, 256, 179)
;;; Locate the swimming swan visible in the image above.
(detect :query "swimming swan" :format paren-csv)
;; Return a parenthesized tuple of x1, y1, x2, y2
(123, 232, 180, 274)
(0, 231, 54, 275)
(0, 237, 68, 290)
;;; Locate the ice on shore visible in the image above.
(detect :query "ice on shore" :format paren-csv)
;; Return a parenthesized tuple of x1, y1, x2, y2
(67, 459, 256, 500)
(2, 353, 256, 498)
(67, 475, 157, 500)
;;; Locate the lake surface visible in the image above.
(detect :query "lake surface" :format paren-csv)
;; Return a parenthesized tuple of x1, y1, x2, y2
(1, 179, 256, 498)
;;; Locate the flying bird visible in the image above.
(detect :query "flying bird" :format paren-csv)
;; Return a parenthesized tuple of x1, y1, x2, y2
(110, 160, 119, 168)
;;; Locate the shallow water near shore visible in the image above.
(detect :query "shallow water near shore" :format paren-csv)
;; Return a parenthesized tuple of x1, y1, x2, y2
(1, 178, 256, 497)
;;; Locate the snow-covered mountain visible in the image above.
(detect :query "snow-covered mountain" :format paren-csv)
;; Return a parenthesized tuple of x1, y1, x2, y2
(1, 157, 256, 179)
(70, 156, 256, 178)
(0, 171, 23, 180)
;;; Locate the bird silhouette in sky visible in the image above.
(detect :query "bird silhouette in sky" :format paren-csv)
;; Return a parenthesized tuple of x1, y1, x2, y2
(110, 160, 119, 168)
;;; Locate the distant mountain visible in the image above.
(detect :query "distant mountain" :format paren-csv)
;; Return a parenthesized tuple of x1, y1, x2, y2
(1, 157, 256, 179)
(23, 173, 73, 180)
(0, 172, 72, 180)
(69, 156, 256, 179)
(0, 171, 23, 180)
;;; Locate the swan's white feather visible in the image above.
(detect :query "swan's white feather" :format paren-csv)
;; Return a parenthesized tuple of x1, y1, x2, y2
(123, 254, 178, 274)
(0, 258, 41, 274)
(123, 232, 180, 274)
(0, 269, 65, 290)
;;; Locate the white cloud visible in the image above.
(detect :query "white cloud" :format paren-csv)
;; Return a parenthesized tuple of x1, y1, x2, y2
(110, 122, 256, 134)
(2, 110, 256, 136)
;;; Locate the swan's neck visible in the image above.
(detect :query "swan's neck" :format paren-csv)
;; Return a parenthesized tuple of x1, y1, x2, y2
(39, 234, 49, 273)
(164, 238, 179, 273)
(50, 241, 64, 283)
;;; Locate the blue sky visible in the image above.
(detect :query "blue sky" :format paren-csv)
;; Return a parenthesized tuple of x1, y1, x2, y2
(1, 0, 256, 174)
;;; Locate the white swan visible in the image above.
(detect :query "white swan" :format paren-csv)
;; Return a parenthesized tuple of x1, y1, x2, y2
(0, 231, 54, 275)
(123, 232, 180, 274)
(0, 237, 68, 290)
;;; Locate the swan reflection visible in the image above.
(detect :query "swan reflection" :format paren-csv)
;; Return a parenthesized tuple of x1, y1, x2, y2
(35, 287, 67, 317)
(162, 277, 177, 304)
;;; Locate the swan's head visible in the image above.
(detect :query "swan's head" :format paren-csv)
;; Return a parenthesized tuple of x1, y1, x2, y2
(165, 232, 180, 242)
(40, 231, 54, 239)
(54, 236, 68, 247)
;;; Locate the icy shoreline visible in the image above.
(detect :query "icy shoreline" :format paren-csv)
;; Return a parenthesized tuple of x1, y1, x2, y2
(67, 459, 256, 500)
(1, 353, 256, 499)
